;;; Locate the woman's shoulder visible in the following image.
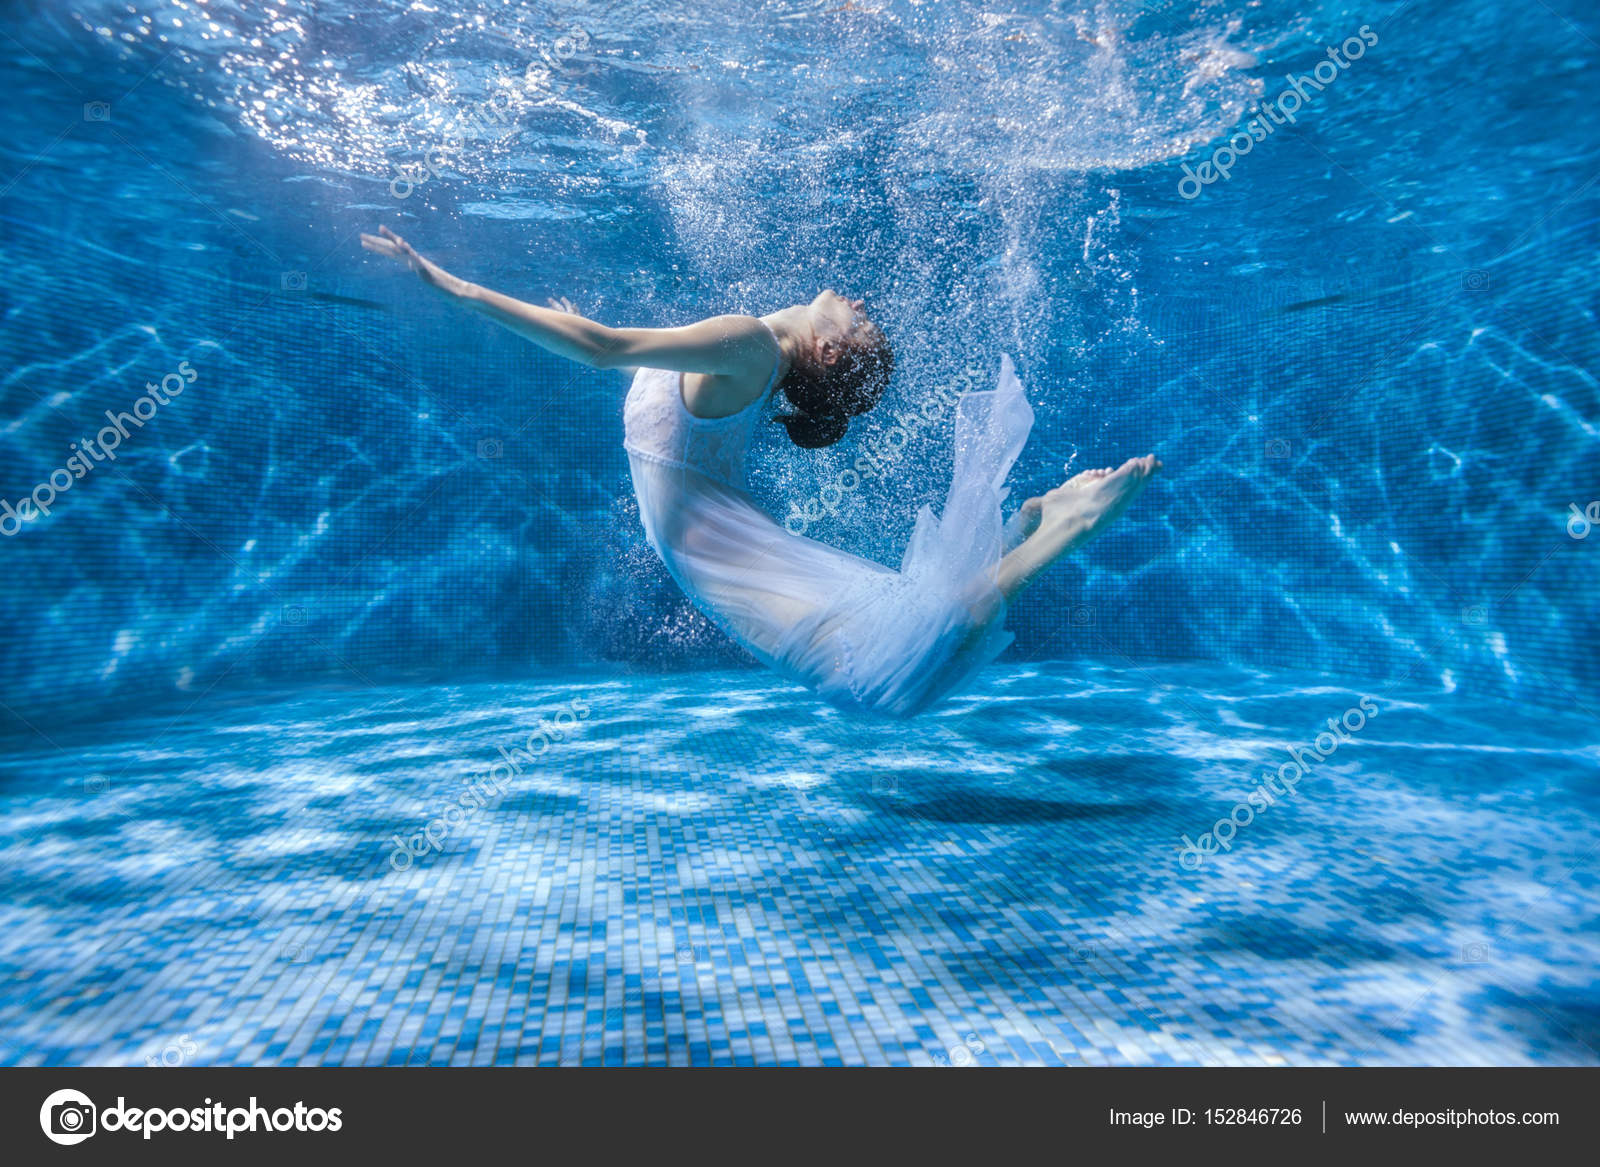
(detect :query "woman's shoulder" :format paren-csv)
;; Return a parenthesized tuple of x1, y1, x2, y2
(683, 324, 783, 420)
(682, 370, 768, 421)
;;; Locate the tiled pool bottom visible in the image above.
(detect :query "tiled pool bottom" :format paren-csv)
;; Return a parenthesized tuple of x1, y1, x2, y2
(1, 662, 1596, 1067)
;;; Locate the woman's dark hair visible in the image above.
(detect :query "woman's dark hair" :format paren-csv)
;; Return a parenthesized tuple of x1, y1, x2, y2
(773, 338, 895, 449)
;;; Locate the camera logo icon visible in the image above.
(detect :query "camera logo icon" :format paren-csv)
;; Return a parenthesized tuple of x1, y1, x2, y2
(1461, 269, 1491, 292)
(280, 271, 308, 292)
(1264, 438, 1291, 459)
(83, 102, 110, 122)
(477, 437, 504, 460)
(1068, 604, 1096, 628)
(40, 1088, 96, 1145)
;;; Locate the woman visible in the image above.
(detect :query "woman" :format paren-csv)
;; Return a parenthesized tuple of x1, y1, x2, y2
(361, 226, 1159, 716)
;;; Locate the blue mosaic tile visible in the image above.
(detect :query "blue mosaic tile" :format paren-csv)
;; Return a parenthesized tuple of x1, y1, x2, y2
(0, 662, 1596, 1066)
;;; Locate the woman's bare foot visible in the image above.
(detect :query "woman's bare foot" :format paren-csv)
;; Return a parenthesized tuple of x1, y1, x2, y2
(996, 455, 1161, 598)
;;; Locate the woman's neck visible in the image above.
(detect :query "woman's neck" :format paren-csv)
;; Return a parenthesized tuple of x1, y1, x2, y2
(759, 306, 813, 373)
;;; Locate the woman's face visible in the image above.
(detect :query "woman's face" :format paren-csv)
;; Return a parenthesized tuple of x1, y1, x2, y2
(807, 289, 884, 363)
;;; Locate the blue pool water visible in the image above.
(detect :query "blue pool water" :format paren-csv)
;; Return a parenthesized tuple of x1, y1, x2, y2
(1, 0, 1597, 1065)
(1, 663, 1597, 1065)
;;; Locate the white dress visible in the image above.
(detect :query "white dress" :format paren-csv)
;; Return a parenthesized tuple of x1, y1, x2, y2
(622, 325, 1035, 718)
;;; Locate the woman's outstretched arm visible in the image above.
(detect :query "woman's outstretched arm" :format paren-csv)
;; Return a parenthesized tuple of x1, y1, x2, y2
(360, 225, 773, 379)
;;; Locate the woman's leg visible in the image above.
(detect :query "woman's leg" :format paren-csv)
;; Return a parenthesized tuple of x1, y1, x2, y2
(921, 454, 1159, 681)
(995, 455, 1160, 599)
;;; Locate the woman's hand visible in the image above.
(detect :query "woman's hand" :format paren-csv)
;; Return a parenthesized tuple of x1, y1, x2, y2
(360, 225, 470, 297)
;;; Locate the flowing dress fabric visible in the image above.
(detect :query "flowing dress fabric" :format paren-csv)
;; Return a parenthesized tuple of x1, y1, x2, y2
(623, 346, 1035, 718)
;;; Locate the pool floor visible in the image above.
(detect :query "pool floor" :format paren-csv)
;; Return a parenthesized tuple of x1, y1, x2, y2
(0, 661, 1596, 1066)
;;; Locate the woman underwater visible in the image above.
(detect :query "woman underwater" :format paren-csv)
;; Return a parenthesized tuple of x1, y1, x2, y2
(362, 225, 1160, 717)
